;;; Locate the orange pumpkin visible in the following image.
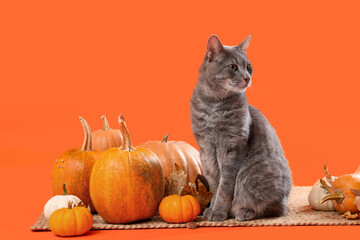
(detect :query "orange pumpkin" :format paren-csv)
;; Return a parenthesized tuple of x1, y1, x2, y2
(92, 115, 123, 151)
(49, 205, 93, 237)
(159, 186, 201, 223)
(89, 115, 165, 223)
(52, 117, 100, 212)
(321, 165, 360, 214)
(139, 134, 203, 184)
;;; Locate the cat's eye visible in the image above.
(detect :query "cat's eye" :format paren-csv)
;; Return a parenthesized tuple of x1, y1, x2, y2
(229, 64, 238, 71)
(246, 65, 252, 74)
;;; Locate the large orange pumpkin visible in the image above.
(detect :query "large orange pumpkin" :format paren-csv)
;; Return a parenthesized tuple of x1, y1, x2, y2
(92, 115, 123, 151)
(52, 117, 100, 212)
(89, 115, 165, 223)
(139, 134, 203, 184)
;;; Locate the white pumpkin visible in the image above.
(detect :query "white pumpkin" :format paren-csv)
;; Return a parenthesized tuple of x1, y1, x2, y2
(308, 177, 336, 211)
(44, 183, 84, 219)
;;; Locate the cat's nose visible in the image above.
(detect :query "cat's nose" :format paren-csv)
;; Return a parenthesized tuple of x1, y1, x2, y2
(244, 78, 250, 84)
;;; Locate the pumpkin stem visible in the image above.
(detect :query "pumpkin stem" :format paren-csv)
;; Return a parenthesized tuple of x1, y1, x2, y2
(178, 186, 184, 196)
(101, 115, 111, 131)
(161, 134, 169, 142)
(79, 116, 93, 151)
(320, 190, 345, 204)
(63, 183, 67, 196)
(118, 114, 136, 151)
(320, 178, 331, 192)
(324, 164, 333, 185)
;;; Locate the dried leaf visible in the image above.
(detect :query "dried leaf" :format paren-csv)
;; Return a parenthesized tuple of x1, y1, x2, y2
(343, 210, 360, 220)
(182, 177, 213, 214)
(165, 166, 213, 214)
(165, 164, 187, 196)
(186, 222, 198, 229)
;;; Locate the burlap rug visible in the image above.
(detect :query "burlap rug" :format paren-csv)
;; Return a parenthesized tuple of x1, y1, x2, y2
(30, 186, 360, 231)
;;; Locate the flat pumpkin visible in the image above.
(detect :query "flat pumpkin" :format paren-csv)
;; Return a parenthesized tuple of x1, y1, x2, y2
(52, 117, 100, 212)
(44, 183, 84, 219)
(139, 134, 203, 184)
(49, 204, 93, 237)
(92, 115, 123, 151)
(89, 115, 165, 223)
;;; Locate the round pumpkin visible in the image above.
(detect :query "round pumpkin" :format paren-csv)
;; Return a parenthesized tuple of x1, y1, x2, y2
(159, 186, 201, 223)
(44, 183, 85, 219)
(308, 178, 336, 211)
(52, 117, 100, 212)
(49, 205, 93, 237)
(139, 134, 203, 184)
(92, 115, 123, 151)
(89, 115, 165, 223)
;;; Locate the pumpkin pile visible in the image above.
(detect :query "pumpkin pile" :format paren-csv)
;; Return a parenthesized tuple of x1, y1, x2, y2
(44, 114, 205, 236)
(308, 165, 360, 219)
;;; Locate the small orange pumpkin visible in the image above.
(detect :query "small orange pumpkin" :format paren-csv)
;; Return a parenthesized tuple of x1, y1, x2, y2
(49, 204, 93, 237)
(89, 115, 165, 223)
(139, 134, 203, 184)
(321, 165, 360, 214)
(92, 115, 123, 151)
(52, 117, 100, 212)
(159, 186, 201, 223)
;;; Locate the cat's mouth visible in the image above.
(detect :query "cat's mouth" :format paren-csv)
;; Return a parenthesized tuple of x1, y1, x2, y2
(231, 78, 251, 90)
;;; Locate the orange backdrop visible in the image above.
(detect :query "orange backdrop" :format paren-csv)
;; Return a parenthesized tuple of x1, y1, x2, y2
(1, 0, 360, 239)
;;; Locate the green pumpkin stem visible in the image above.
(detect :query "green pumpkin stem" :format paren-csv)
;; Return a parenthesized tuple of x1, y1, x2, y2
(320, 190, 345, 204)
(63, 183, 68, 196)
(161, 134, 169, 142)
(118, 114, 136, 151)
(79, 116, 93, 152)
(178, 186, 184, 196)
(101, 115, 111, 131)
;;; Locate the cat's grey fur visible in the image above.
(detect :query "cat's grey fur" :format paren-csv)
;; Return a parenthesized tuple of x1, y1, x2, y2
(190, 35, 292, 222)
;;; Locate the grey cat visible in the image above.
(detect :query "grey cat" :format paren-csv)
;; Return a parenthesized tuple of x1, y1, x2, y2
(190, 35, 292, 222)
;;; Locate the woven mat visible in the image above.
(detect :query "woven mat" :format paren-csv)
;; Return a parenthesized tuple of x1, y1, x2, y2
(30, 186, 360, 231)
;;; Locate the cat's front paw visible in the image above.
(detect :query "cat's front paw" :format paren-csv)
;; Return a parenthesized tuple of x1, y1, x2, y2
(234, 208, 256, 221)
(203, 208, 228, 222)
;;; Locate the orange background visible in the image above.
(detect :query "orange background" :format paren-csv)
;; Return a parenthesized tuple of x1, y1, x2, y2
(1, 0, 360, 239)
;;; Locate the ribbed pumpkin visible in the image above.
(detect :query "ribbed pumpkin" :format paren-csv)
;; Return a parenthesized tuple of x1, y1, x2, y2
(49, 204, 93, 237)
(139, 134, 203, 184)
(52, 117, 100, 212)
(92, 115, 123, 151)
(89, 115, 165, 224)
(159, 186, 201, 223)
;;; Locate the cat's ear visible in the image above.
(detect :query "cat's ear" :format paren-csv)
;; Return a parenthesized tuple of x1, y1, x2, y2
(237, 35, 251, 53)
(206, 35, 224, 60)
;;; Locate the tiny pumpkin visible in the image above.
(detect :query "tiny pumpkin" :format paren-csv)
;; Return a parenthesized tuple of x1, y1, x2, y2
(92, 115, 123, 151)
(159, 186, 201, 223)
(89, 115, 165, 224)
(139, 134, 203, 184)
(308, 177, 336, 211)
(44, 183, 84, 219)
(52, 117, 100, 212)
(321, 165, 360, 214)
(49, 204, 93, 237)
